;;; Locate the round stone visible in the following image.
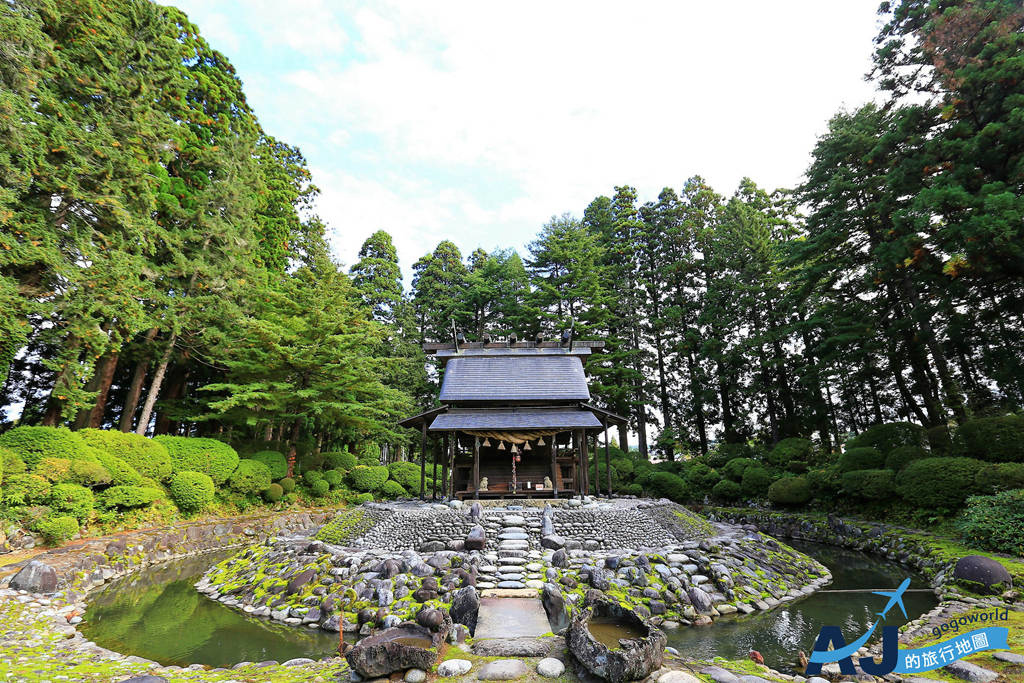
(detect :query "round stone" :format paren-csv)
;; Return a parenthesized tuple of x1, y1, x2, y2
(437, 659, 473, 677)
(405, 668, 427, 683)
(536, 658, 565, 678)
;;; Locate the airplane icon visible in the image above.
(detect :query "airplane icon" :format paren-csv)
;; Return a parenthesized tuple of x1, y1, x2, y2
(873, 577, 911, 620)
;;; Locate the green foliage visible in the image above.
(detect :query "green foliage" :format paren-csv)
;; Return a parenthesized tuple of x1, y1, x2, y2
(885, 446, 929, 472)
(838, 447, 884, 472)
(611, 457, 634, 477)
(264, 483, 284, 502)
(926, 425, 955, 456)
(623, 483, 643, 497)
(896, 457, 986, 512)
(2, 473, 51, 506)
(1, 447, 25, 478)
(315, 507, 372, 544)
(248, 451, 288, 479)
(975, 463, 1024, 494)
(647, 471, 689, 502)
(380, 479, 407, 499)
(310, 479, 330, 497)
(767, 476, 812, 505)
(740, 466, 773, 498)
(168, 471, 216, 513)
(684, 463, 721, 490)
(68, 459, 112, 487)
(282, 492, 298, 504)
(155, 436, 239, 485)
(35, 458, 72, 483)
(323, 469, 344, 488)
(347, 465, 389, 492)
(79, 429, 172, 482)
(347, 492, 374, 505)
(93, 451, 144, 486)
(279, 477, 296, 492)
(100, 486, 163, 509)
(0, 427, 93, 469)
(48, 483, 94, 522)
(323, 450, 357, 472)
(34, 515, 79, 545)
(303, 470, 324, 485)
(706, 443, 753, 468)
(958, 415, 1024, 463)
(955, 490, 1024, 557)
(848, 422, 925, 454)
(712, 478, 743, 501)
(840, 469, 896, 500)
(766, 438, 813, 467)
(386, 461, 421, 490)
(228, 459, 273, 495)
(721, 457, 756, 482)
(355, 442, 381, 465)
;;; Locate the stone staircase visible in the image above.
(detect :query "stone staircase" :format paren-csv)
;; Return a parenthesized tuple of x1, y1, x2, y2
(475, 511, 546, 590)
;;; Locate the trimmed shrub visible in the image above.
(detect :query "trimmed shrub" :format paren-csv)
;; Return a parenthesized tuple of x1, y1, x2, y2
(248, 451, 288, 480)
(958, 415, 1024, 463)
(712, 478, 743, 501)
(347, 492, 373, 505)
(684, 463, 721, 491)
(69, 459, 112, 487)
(347, 465, 389, 492)
(93, 451, 144, 486)
(1, 446, 25, 477)
(36, 457, 72, 483)
(840, 469, 895, 500)
(806, 465, 842, 498)
(975, 463, 1024, 493)
(35, 515, 79, 544)
(387, 462, 421, 490)
(228, 460, 272, 495)
(624, 483, 643, 497)
(323, 469, 344, 488)
(648, 471, 689, 502)
(955, 489, 1024, 557)
(897, 457, 985, 511)
(303, 470, 324, 485)
(838, 447, 884, 472)
(79, 429, 172, 481)
(611, 457, 634, 477)
(767, 438, 813, 467)
(926, 424, 955, 456)
(3, 473, 51, 506)
(48, 483, 94, 522)
(885, 446, 929, 472)
(787, 460, 810, 473)
(100, 486, 163, 509)
(722, 457, 757, 482)
(279, 477, 296, 492)
(282, 492, 298, 504)
(848, 422, 926, 454)
(168, 471, 215, 513)
(380, 480, 407, 499)
(323, 450, 357, 472)
(0, 426, 95, 469)
(310, 479, 330, 497)
(264, 483, 284, 502)
(768, 476, 812, 505)
(355, 443, 381, 465)
(154, 436, 239, 485)
(740, 466, 773, 498)
(707, 442, 753, 468)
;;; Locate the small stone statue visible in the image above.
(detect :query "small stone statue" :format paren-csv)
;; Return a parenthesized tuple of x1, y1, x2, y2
(543, 476, 553, 490)
(478, 477, 488, 491)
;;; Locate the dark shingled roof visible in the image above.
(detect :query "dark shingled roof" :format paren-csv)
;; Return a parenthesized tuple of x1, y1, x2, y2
(439, 355, 590, 402)
(429, 408, 601, 431)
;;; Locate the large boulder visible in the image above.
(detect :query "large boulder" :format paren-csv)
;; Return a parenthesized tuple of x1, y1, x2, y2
(450, 586, 480, 635)
(345, 625, 445, 677)
(541, 534, 566, 550)
(687, 587, 713, 614)
(567, 598, 667, 683)
(953, 556, 1013, 593)
(541, 583, 569, 632)
(465, 525, 487, 551)
(285, 568, 317, 595)
(9, 561, 58, 594)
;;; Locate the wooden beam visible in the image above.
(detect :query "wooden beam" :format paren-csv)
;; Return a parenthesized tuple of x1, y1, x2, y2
(473, 436, 480, 500)
(420, 423, 427, 500)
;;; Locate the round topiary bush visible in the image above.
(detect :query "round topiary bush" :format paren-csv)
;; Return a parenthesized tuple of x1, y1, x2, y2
(684, 462, 721, 490)
(386, 462, 421, 490)
(712, 478, 743, 501)
(279, 477, 296, 492)
(957, 415, 1024, 462)
(975, 462, 1024, 493)
(623, 483, 643, 497)
(100, 485, 163, 509)
(740, 466, 773, 498)
(93, 451, 144, 486)
(310, 479, 330, 497)
(248, 451, 288, 480)
(69, 459, 112, 487)
(347, 492, 373, 505)
(647, 471, 689, 502)
(323, 469, 344, 488)
(885, 445, 929, 472)
(848, 421, 926, 454)
(79, 428, 173, 481)
(228, 459, 273, 495)
(35, 515, 80, 545)
(0, 426, 95, 469)
(706, 442, 753, 468)
(282, 492, 298, 504)
(840, 469, 896, 499)
(1, 446, 25, 479)
(347, 465, 389, 492)
(768, 476, 812, 505)
(380, 479, 407, 499)
(611, 457, 635, 477)
(955, 489, 1024, 556)
(806, 465, 842, 498)
(722, 457, 757, 482)
(48, 483, 94, 522)
(897, 457, 985, 511)
(323, 450, 358, 472)
(303, 470, 324, 486)
(838, 447, 884, 472)
(154, 436, 239, 485)
(767, 438, 814, 467)
(264, 483, 284, 502)
(169, 471, 215, 513)
(2, 473, 51, 506)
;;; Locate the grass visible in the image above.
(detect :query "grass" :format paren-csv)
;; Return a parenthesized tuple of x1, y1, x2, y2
(900, 608, 1024, 682)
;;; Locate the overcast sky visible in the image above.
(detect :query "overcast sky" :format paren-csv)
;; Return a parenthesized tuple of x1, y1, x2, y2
(168, 0, 883, 280)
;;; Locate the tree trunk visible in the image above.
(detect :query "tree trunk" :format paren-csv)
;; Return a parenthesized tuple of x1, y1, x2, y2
(41, 339, 81, 426)
(286, 420, 301, 478)
(154, 363, 187, 435)
(86, 351, 119, 429)
(686, 351, 709, 455)
(120, 328, 158, 432)
(617, 424, 629, 454)
(134, 332, 176, 436)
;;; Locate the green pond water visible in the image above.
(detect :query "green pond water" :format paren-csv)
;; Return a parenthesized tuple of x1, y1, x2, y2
(664, 540, 938, 672)
(80, 550, 342, 668)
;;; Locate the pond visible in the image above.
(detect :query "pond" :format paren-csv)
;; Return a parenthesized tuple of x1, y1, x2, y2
(80, 550, 342, 668)
(664, 540, 938, 672)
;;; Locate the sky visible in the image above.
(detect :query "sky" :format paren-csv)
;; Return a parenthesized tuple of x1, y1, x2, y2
(167, 0, 883, 281)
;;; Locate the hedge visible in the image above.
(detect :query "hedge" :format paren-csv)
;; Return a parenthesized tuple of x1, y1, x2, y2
(380, 480, 406, 499)
(79, 428, 173, 481)
(840, 469, 895, 500)
(228, 460, 273, 495)
(766, 438, 813, 467)
(2, 473, 51, 506)
(955, 489, 1024, 557)
(712, 478, 742, 501)
(885, 445, 928, 472)
(974, 463, 1024, 494)
(767, 476, 811, 505)
(248, 451, 288, 480)
(1, 446, 24, 479)
(168, 471, 215, 513)
(387, 462, 421, 491)
(721, 457, 757, 482)
(100, 486, 163, 509)
(740, 466, 773, 498)
(684, 463, 721, 490)
(896, 457, 985, 511)
(324, 450, 358, 471)
(264, 483, 284, 502)
(348, 465, 389, 492)
(35, 515, 79, 544)
(958, 415, 1024, 463)
(155, 436, 239, 485)
(93, 451, 144, 486)
(838, 447, 884, 472)
(848, 421, 926, 454)
(49, 483, 94, 522)
(0, 426, 95, 469)
(648, 471, 689, 502)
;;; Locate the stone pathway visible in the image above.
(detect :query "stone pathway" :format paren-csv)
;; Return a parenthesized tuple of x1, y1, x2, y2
(475, 597, 552, 639)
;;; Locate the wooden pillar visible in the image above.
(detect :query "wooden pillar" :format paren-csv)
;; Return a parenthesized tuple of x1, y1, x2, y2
(432, 437, 439, 501)
(441, 433, 449, 500)
(550, 439, 559, 500)
(592, 432, 599, 498)
(420, 423, 427, 500)
(448, 434, 457, 498)
(581, 430, 590, 497)
(473, 436, 481, 500)
(604, 418, 611, 497)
